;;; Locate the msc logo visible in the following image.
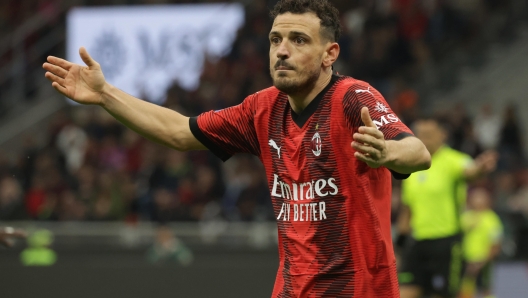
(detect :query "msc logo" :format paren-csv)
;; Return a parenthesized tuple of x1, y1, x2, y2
(373, 114, 400, 129)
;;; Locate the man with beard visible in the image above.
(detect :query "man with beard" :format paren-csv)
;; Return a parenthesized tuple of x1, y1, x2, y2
(43, 0, 430, 296)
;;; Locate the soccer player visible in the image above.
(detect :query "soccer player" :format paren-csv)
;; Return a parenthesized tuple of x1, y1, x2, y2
(459, 188, 503, 298)
(43, 0, 431, 296)
(397, 118, 497, 298)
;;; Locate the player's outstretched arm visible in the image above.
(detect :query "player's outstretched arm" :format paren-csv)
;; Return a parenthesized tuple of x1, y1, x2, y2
(43, 47, 205, 151)
(352, 107, 431, 174)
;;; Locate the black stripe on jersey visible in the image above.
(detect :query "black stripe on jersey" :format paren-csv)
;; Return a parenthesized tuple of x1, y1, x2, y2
(390, 170, 410, 180)
(390, 132, 413, 141)
(290, 74, 340, 128)
(189, 117, 232, 162)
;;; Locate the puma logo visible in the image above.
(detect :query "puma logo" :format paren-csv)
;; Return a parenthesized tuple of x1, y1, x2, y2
(355, 87, 373, 96)
(268, 139, 281, 159)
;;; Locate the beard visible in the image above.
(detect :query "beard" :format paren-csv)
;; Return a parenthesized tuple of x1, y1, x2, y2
(270, 60, 320, 96)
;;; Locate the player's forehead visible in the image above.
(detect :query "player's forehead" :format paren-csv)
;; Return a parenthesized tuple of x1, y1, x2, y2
(270, 12, 321, 38)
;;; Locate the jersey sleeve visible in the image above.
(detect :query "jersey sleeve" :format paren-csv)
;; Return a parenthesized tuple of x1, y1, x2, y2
(189, 94, 260, 161)
(342, 82, 414, 179)
(342, 83, 413, 140)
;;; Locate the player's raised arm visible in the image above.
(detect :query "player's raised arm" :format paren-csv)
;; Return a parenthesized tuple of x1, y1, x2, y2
(43, 47, 205, 152)
(352, 107, 431, 174)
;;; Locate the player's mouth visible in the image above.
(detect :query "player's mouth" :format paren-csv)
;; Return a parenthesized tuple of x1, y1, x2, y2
(275, 60, 294, 71)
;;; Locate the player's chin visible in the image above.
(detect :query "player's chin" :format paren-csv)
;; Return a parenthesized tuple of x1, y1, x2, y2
(274, 71, 293, 79)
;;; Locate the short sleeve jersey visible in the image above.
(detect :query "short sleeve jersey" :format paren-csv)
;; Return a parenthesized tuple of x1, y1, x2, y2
(461, 210, 503, 262)
(190, 74, 413, 298)
(402, 146, 473, 240)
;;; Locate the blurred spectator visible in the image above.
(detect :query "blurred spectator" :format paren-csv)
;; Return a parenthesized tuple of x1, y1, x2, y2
(56, 123, 88, 173)
(147, 225, 193, 266)
(0, 176, 26, 220)
(474, 104, 501, 150)
(498, 104, 525, 170)
(20, 229, 57, 266)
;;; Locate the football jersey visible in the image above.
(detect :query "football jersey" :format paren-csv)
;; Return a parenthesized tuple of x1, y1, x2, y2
(190, 74, 413, 297)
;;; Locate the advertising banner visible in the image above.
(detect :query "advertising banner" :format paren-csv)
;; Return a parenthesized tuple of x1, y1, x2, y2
(67, 4, 244, 104)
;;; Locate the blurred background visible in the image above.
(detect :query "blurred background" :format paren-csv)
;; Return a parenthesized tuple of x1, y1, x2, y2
(0, 0, 528, 297)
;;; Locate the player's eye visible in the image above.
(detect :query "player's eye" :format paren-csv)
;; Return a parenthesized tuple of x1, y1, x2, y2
(270, 37, 281, 45)
(294, 37, 306, 44)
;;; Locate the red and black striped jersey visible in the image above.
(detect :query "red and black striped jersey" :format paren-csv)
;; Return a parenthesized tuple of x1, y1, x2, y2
(190, 74, 413, 297)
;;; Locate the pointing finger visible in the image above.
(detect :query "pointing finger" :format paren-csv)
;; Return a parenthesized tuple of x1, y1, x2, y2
(79, 46, 98, 68)
(361, 107, 376, 129)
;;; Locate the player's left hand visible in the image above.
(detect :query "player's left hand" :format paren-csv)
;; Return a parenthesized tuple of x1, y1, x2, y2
(352, 107, 389, 168)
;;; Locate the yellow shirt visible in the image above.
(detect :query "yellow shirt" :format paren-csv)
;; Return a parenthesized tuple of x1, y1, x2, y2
(402, 146, 472, 240)
(461, 209, 503, 262)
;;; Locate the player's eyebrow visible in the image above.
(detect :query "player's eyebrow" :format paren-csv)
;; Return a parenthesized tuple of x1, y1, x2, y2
(269, 30, 311, 39)
(289, 31, 310, 38)
(269, 31, 280, 38)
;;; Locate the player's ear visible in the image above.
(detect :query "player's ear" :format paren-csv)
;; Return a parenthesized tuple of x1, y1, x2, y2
(322, 42, 339, 68)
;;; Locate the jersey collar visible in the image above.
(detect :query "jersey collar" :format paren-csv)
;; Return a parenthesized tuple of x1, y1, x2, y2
(290, 73, 340, 128)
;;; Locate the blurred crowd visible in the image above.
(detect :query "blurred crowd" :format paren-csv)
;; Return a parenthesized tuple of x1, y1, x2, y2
(0, 106, 273, 223)
(0, 0, 527, 255)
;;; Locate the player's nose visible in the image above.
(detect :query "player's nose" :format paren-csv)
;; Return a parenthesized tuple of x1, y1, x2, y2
(276, 40, 290, 59)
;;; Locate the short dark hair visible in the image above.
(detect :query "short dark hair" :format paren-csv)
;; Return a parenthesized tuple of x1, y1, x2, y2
(270, 0, 341, 42)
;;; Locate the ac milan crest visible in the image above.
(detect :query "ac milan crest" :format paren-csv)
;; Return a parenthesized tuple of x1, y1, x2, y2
(311, 132, 322, 156)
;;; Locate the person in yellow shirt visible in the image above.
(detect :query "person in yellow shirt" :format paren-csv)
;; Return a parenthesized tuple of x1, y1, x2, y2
(459, 188, 503, 298)
(20, 229, 57, 266)
(397, 118, 497, 298)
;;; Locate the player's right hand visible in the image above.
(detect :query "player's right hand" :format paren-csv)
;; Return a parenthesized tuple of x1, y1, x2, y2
(43, 47, 106, 106)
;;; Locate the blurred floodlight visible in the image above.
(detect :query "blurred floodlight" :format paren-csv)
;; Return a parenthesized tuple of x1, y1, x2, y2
(67, 4, 245, 104)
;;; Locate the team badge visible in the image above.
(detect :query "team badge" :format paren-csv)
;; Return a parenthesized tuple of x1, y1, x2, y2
(311, 131, 322, 156)
(375, 101, 389, 113)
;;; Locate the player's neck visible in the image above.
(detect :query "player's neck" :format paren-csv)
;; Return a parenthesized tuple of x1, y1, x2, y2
(288, 70, 332, 114)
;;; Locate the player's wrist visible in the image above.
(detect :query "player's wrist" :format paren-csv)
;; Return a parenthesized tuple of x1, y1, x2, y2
(382, 140, 397, 168)
(99, 82, 115, 108)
